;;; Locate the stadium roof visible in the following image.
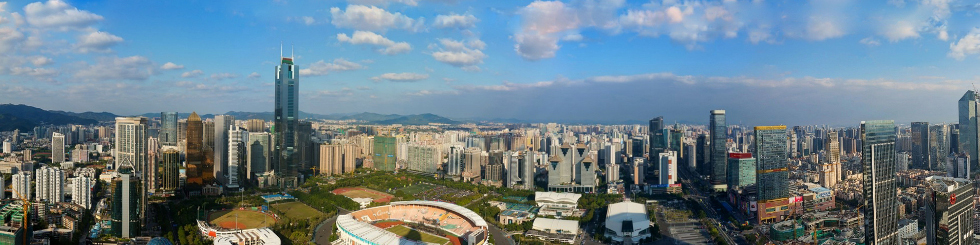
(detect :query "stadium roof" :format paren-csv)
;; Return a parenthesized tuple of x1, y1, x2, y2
(532, 218, 580, 235)
(336, 215, 425, 245)
(211, 227, 281, 245)
(535, 192, 582, 205)
(605, 201, 650, 234)
(391, 200, 489, 228)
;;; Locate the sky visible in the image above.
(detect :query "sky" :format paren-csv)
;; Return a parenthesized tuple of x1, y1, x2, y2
(1, 0, 980, 126)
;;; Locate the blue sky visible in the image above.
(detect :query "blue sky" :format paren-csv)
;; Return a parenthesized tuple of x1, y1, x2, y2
(1, 0, 980, 125)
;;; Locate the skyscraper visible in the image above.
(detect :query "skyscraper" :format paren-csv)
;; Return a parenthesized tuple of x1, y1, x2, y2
(464, 147, 484, 182)
(246, 119, 265, 133)
(36, 166, 64, 204)
(298, 121, 313, 172)
(160, 146, 180, 194)
(754, 126, 789, 223)
(274, 53, 300, 188)
(924, 176, 974, 245)
(72, 176, 93, 209)
(911, 122, 930, 169)
(726, 153, 755, 189)
(447, 145, 464, 177)
(246, 132, 271, 182)
(186, 112, 204, 184)
(160, 112, 178, 146)
(226, 125, 246, 189)
(52, 132, 65, 164)
(958, 90, 979, 174)
(373, 136, 397, 172)
(213, 115, 234, 185)
(110, 166, 141, 238)
(710, 110, 728, 191)
(342, 144, 358, 174)
(649, 116, 665, 159)
(12, 172, 30, 200)
(659, 151, 677, 185)
(114, 117, 148, 173)
(319, 144, 341, 176)
(929, 124, 950, 171)
(862, 120, 898, 245)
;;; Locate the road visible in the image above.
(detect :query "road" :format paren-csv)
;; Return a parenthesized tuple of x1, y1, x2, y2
(314, 207, 350, 245)
(679, 167, 745, 245)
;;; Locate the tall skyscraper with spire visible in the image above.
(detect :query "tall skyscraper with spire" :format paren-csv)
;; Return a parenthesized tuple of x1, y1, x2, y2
(958, 90, 979, 174)
(862, 120, 898, 245)
(274, 48, 299, 188)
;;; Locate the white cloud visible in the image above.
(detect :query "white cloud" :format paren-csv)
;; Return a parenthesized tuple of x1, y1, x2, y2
(372, 72, 429, 82)
(562, 33, 583, 41)
(860, 37, 881, 46)
(182, 69, 203, 78)
(514, 31, 560, 60)
(248, 72, 261, 79)
(74, 56, 155, 81)
(23, 0, 104, 29)
(433, 13, 477, 29)
(949, 28, 980, 60)
(616, 1, 740, 49)
(300, 58, 365, 76)
(160, 62, 184, 70)
(805, 17, 845, 41)
(0, 28, 26, 52)
(346, 0, 419, 7)
(75, 31, 123, 53)
(882, 20, 920, 42)
(10, 66, 59, 78)
(513, 1, 580, 60)
(431, 39, 486, 70)
(337, 31, 412, 55)
(302, 16, 315, 25)
(748, 28, 774, 44)
(210, 73, 238, 80)
(30, 56, 53, 66)
(329, 5, 423, 32)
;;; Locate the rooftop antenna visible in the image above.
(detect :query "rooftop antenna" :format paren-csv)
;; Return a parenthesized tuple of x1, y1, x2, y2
(280, 42, 283, 59)
(291, 45, 294, 60)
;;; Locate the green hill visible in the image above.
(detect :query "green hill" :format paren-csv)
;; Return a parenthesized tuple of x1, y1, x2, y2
(0, 104, 99, 131)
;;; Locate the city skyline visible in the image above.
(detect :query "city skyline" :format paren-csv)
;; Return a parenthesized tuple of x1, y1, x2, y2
(1, 0, 980, 126)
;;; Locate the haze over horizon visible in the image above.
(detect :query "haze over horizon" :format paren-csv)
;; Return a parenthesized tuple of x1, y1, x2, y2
(2, 0, 979, 126)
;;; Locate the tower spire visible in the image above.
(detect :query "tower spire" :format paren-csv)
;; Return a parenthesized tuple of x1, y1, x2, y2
(280, 42, 283, 59)
(291, 45, 294, 60)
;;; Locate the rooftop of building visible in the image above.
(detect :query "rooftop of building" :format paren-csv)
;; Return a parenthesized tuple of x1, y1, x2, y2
(535, 192, 582, 204)
(605, 200, 650, 235)
(925, 176, 972, 193)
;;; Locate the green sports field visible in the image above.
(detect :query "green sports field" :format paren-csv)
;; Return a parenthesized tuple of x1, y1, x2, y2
(209, 210, 276, 229)
(385, 225, 449, 245)
(272, 202, 324, 220)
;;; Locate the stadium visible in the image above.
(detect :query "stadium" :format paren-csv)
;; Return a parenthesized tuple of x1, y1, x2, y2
(196, 220, 282, 245)
(335, 201, 489, 245)
(195, 207, 282, 245)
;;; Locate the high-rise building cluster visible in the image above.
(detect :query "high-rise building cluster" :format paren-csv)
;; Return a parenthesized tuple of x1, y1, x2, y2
(5, 52, 980, 245)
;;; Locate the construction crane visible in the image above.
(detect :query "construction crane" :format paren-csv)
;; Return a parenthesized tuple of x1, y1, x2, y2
(11, 188, 32, 245)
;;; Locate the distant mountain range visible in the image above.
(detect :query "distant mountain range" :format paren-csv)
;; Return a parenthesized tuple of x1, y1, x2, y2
(0, 104, 679, 128)
(0, 104, 462, 130)
(0, 104, 100, 131)
(137, 111, 459, 125)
